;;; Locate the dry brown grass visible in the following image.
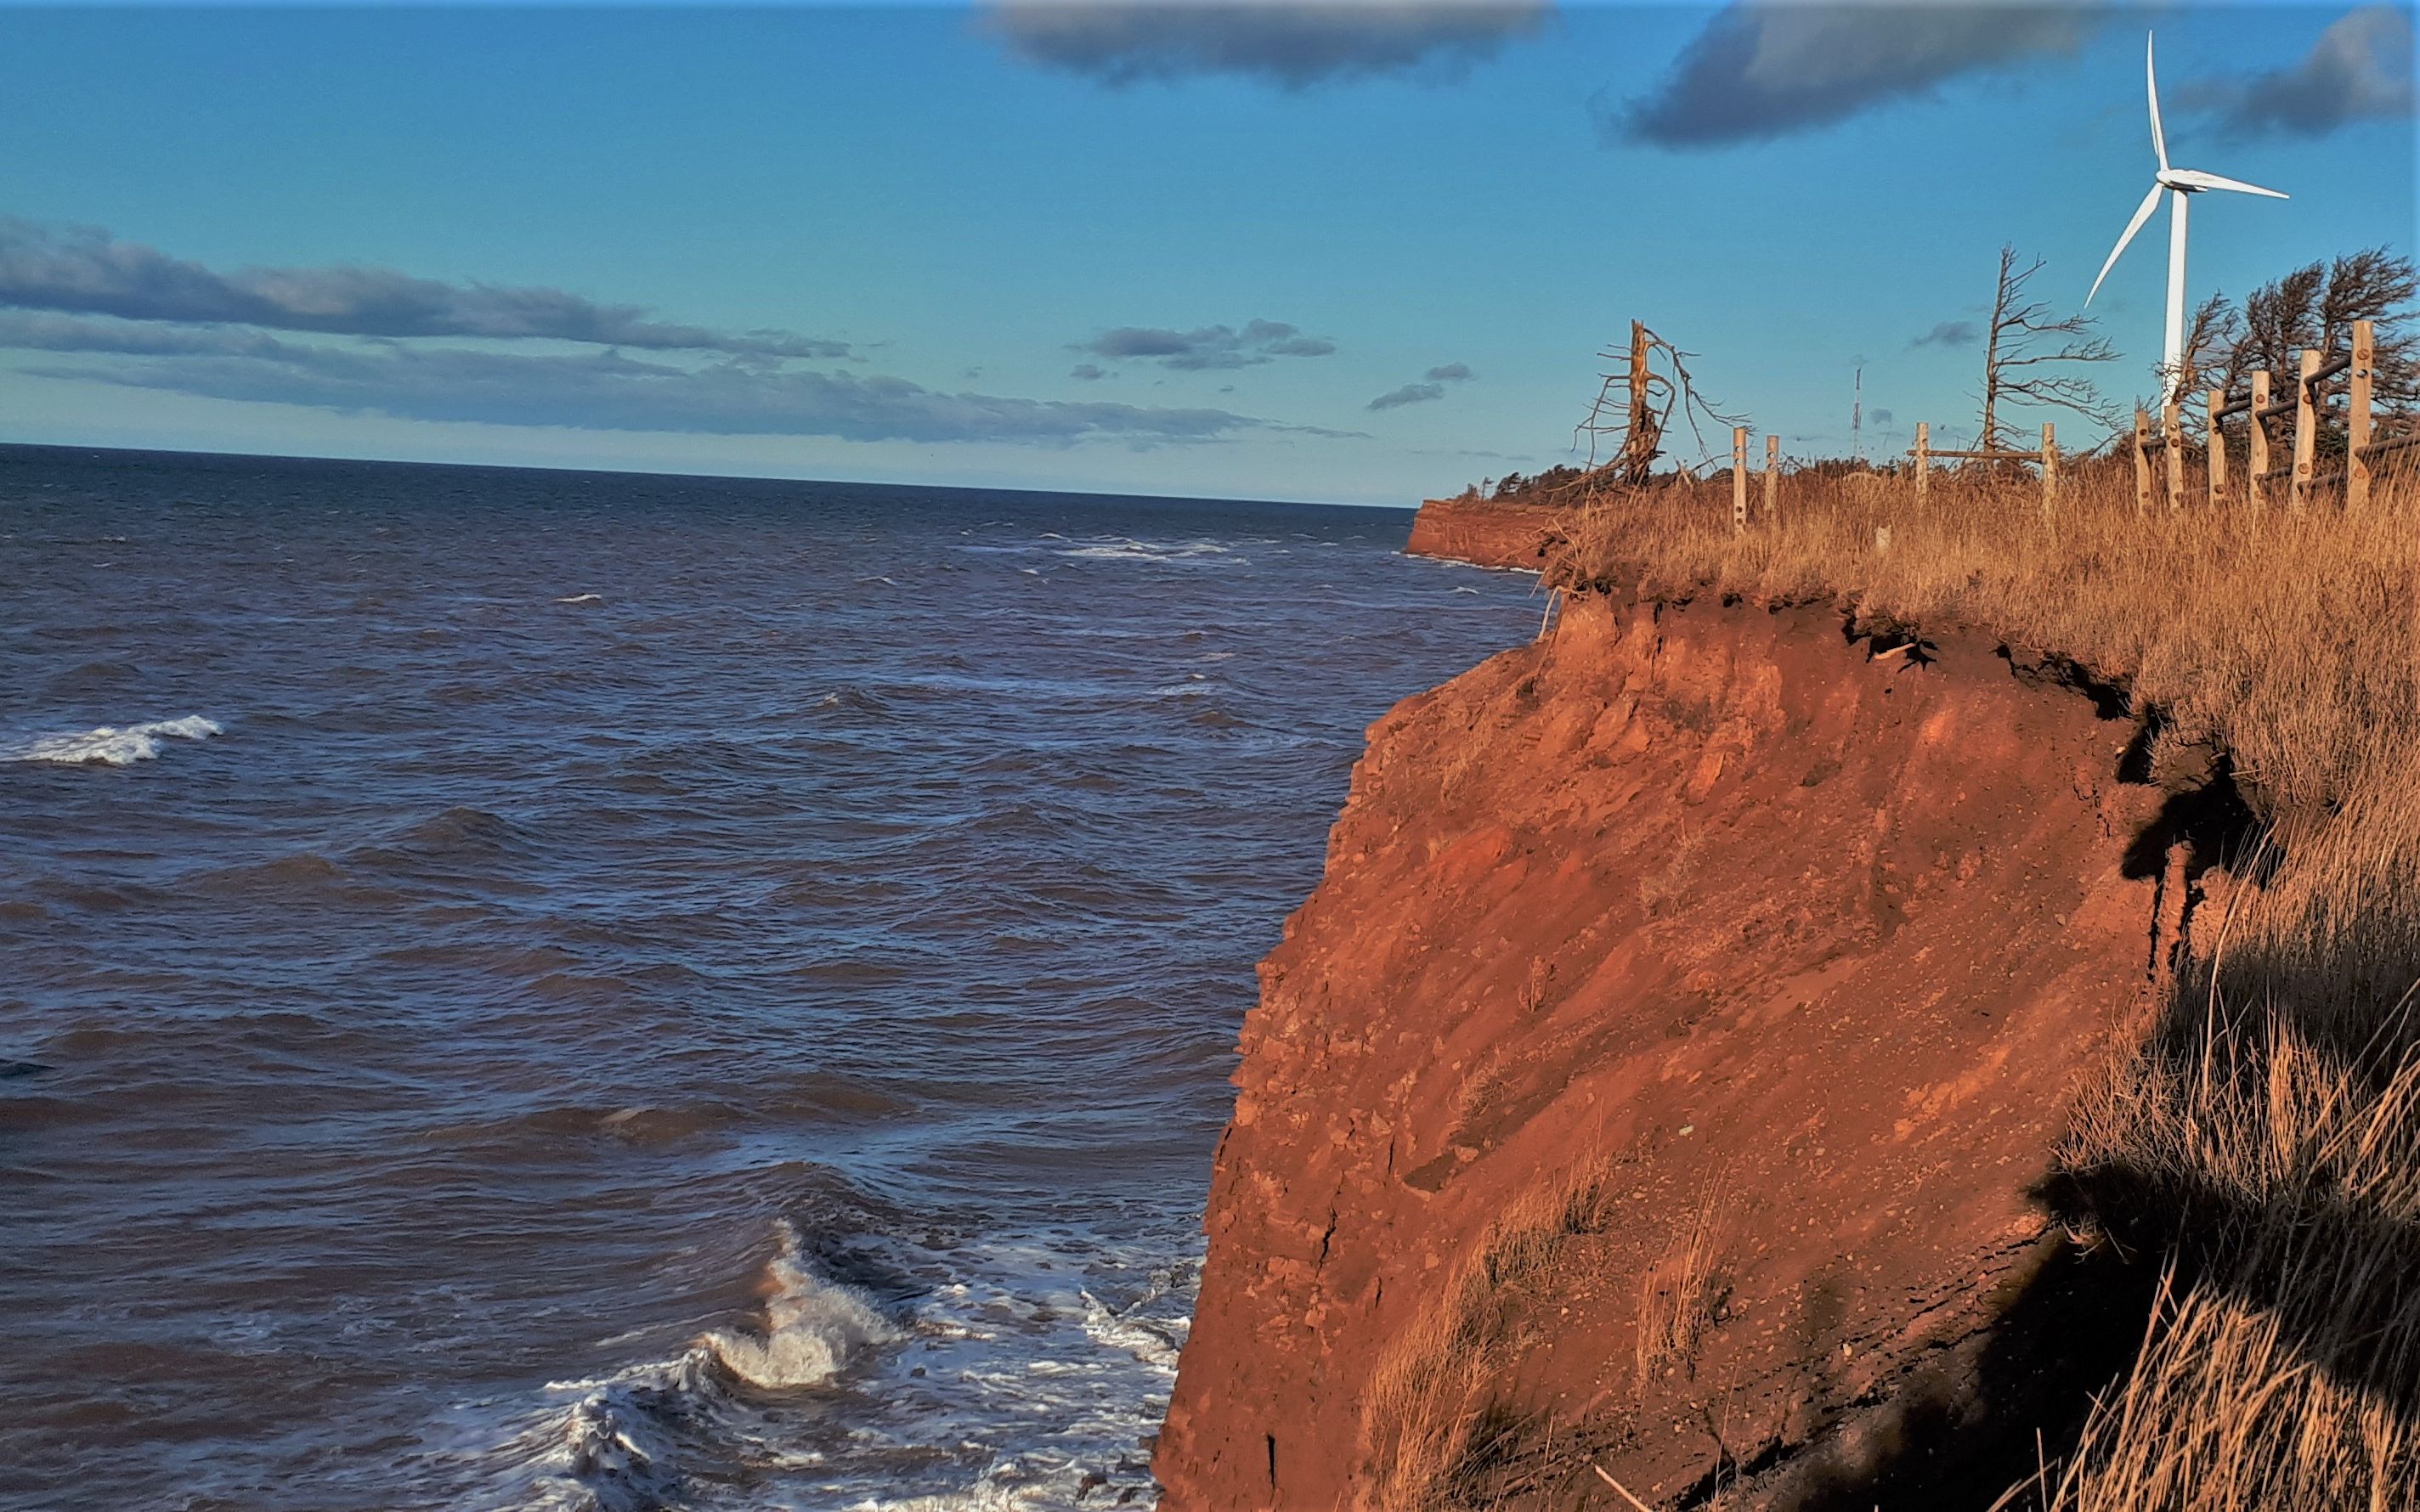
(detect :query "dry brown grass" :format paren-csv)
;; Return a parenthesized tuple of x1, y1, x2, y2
(1546, 458, 2420, 815)
(1360, 1161, 1617, 1512)
(1637, 827, 1707, 917)
(1634, 1186, 1728, 1390)
(1538, 459, 2420, 1509)
(2034, 770, 2420, 1509)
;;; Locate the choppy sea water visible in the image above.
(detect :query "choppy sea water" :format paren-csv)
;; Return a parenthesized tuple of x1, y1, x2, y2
(0, 446, 1537, 1512)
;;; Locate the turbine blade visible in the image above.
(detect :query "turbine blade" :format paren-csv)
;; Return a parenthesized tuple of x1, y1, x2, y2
(2146, 32, 2168, 171)
(2089, 183, 2166, 306)
(2167, 167, 2290, 199)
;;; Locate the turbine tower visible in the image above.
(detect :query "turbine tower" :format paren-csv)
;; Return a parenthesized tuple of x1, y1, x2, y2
(2086, 33, 2289, 400)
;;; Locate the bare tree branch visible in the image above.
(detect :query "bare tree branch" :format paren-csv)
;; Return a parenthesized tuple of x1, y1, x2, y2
(1975, 244, 2120, 450)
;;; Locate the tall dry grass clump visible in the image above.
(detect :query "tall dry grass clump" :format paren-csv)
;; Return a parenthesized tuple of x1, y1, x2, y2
(1544, 459, 2420, 1509)
(1634, 1184, 1728, 1390)
(1360, 1162, 1617, 1512)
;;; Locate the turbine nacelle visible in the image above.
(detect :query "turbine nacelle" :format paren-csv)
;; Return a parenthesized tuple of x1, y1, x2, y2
(2157, 167, 2289, 198)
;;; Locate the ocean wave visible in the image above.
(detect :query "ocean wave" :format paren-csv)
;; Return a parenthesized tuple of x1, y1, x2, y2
(1, 714, 221, 766)
(814, 686, 894, 719)
(701, 1227, 900, 1388)
(1054, 539, 1240, 567)
(517, 1222, 898, 1512)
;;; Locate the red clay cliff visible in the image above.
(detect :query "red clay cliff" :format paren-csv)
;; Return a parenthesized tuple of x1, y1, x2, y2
(1153, 533, 2207, 1508)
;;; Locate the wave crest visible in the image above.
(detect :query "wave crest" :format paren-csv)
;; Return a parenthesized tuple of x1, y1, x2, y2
(2, 715, 221, 766)
(701, 1225, 897, 1388)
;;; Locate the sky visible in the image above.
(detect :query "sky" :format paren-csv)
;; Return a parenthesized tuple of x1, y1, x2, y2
(0, 1, 2412, 505)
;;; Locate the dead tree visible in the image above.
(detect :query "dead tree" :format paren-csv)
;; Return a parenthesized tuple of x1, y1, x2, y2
(1575, 321, 1744, 485)
(2180, 291, 2245, 412)
(1976, 244, 2119, 453)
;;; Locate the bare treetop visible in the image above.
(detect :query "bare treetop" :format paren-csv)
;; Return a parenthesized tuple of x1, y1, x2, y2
(1978, 244, 2119, 454)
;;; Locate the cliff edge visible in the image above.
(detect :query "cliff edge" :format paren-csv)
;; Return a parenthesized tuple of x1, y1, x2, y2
(1156, 590, 2223, 1509)
(1403, 499, 1562, 573)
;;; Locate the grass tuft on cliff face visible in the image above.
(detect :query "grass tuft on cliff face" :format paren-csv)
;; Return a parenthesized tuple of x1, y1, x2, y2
(1634, 1186, 1727, 1391)
(1542, 460, 2420, 1510)
(1361, 1161, 1618, 1512)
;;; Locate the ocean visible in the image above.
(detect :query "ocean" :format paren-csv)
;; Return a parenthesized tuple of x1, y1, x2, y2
(0, 445, 1537, 1512)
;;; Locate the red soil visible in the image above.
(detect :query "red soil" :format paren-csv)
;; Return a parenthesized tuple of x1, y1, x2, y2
(1402, 499, 1562, 573)
(1156, 588, 2201, 1509)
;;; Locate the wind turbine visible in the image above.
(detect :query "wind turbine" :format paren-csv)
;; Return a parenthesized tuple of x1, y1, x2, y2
(2086, 33, 2289, 400)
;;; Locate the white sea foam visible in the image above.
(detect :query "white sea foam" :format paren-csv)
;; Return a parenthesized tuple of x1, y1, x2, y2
(702, 1226, 898, 1388)
(1077, 1288, 1185, 1370)
(488, 1222, 1190, 1512)
(554, 593, 604, 605)
(3, 715, 222, 766)
(1055, 539, 1239, 567)
(503, 1223, 898, 1509)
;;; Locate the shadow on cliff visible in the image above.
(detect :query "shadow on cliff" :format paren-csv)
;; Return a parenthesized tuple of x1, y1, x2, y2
(1755, 1238, 2163, 1512)
(1756, 744, 2323, 1511)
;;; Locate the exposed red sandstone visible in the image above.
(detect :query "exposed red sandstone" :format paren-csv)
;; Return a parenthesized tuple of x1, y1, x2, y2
(1155, 583, 2201, 1509)
(1402, 498, 1561, 573)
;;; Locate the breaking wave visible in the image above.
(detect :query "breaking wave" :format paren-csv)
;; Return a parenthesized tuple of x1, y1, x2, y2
(1055, 539, 1241, 567)
(3, 715, 222, 766)
(700, 1227, 899, 1388)
(522, 1223, 898, 1511)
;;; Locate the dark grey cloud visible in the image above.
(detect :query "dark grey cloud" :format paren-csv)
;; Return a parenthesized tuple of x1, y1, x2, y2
(985, 1, 1546, 87)
(0, 216, 849, 358)
(2180, 6, 2415, 138)
(1424, 361, 1476, 381)
(22, 335, 1284, 447)
(1609, 3, 2101, 149)
(1367, 381, 1445, 410)
(1070, 362, 1108, 380)
(1077, 318, 1336, 370)
(1911, 319, 1979, 348)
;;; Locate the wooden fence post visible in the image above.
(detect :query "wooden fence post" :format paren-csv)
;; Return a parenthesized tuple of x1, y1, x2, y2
(1732, 426, 1748, 533)
(1914, 422, 1929, 503)
(2349, 318, 2375, 510)
(2040, 423, 2058, 523)
(2163, 400, 2184, 511)
(1764, 432, 1779, 527)
(2206, 389, 2226, 506)
(2291, 347, 2318, 514)
(2133, 408, 2151, 513)
(2248, 370, 2270, 511)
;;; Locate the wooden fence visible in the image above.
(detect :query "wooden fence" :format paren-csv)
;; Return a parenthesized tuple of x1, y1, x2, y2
(1716, 316, 2410, 531)
(2128, 318, 2415, 512)
(1910, 421, 2061, 522)
(1722, 419, 2062, 534)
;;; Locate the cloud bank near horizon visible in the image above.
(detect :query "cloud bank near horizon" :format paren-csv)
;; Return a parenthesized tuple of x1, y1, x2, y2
(17, 325, 1296, 446)
(0, 217, 850, 358)
(0, 219, 1337, 447)
(984, 0, 1547, 87)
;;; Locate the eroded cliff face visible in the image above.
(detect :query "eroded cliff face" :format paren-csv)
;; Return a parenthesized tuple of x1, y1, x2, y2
(1402, 499, 1559, 573)
(1156, 592, 2205, 1510)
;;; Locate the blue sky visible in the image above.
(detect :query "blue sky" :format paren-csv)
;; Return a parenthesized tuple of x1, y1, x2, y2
(0, 2, 2411, 505)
